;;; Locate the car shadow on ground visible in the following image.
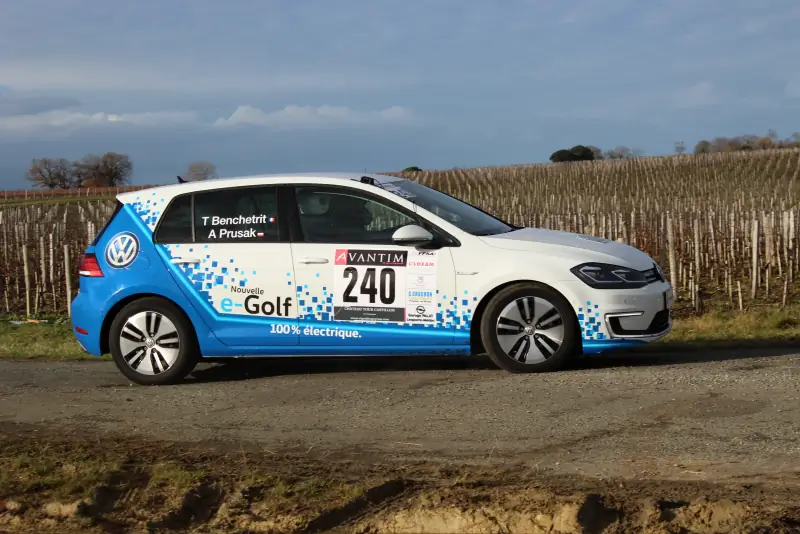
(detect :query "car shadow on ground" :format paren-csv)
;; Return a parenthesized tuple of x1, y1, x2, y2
(187, 340, 800, 383)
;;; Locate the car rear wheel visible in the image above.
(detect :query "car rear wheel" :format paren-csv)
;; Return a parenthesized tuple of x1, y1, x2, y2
(480, 282, 579, 373)
(108, 297, 199, 385)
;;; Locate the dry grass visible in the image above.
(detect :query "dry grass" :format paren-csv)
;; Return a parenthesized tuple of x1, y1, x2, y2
(0, 320, 106, 360)
(667, 305, 800, 343)
(1, 304, 799, 362)
(0, 428, 798, 533)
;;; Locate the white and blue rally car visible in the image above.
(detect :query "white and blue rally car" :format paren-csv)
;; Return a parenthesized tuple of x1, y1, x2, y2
(71, 172, 674, 385)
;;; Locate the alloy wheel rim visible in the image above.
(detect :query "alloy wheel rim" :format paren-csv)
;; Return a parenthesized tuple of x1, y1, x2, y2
(119, 311, 180, 375)
(495, 296, 564, 364)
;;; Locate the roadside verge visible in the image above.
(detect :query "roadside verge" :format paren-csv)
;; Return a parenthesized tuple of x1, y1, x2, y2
(1, 425, 798, 534)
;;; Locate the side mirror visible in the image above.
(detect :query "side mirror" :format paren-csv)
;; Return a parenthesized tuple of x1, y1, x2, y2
(392, 224, 434, 246)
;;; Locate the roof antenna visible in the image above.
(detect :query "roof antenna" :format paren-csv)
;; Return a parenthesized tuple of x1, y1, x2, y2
(360, 175, 385, 190)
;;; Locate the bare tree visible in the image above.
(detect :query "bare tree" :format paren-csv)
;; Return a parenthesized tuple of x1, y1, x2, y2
(674, 141, 686, 154)
(26, 158, 72, 189)
(587, 146, 604, 160)
(69, 159, 91, 188)
(184, 161, 218, 181)
(603, 146, 633, 159)
(79, 153, 133, 187)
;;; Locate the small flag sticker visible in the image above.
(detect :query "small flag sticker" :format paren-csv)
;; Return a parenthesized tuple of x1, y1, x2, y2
(257, 232, 264, 237)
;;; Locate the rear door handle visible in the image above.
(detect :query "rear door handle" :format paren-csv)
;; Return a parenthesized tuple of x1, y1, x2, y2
(171, 257, 202, 264)
(298, 257, 329, 264)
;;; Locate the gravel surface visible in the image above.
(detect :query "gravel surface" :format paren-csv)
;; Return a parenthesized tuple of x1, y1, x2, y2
(1, 348, 798, 484)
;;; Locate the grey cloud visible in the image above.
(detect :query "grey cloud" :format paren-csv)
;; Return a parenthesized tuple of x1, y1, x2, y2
(787, 78, 800, 99)
(0, 94, 81, 116)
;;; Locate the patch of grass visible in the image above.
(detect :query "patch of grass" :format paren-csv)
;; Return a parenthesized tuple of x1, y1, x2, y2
(664, 305, 800, 344)
(0, 448, 122, 500)
(2, 305, 800, 362)
(0, 321, 105, 360)
(0, 432, 384, 533)
(148, 461, 204, 493)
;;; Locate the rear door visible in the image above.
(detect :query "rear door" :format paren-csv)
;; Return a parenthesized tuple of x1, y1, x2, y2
(154, 185, 299, 347)
(287, 183, 457, 348)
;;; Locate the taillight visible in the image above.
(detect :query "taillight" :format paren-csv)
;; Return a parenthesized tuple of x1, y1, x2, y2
(78, 253, 104, 277)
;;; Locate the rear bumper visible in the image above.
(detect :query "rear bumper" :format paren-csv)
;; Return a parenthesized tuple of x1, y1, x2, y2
(70, 291, 104, 356)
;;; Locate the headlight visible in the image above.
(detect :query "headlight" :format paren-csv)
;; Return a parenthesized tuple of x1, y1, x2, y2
(570, 262, 648, 289)
(653, 262, 666, 280)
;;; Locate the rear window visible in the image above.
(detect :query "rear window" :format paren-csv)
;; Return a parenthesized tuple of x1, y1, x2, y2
(194, 187, 279, 243)
(91, 200, 123, 246)
(154, 186, 280, 244)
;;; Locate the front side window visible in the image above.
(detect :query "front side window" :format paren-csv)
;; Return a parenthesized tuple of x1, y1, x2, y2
(194, 187, 279, 243)
(294, 186, 416, 244)
(380, 179, 515, 236)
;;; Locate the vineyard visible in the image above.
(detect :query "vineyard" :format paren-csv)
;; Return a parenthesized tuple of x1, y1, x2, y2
(2, 148, 800, 318)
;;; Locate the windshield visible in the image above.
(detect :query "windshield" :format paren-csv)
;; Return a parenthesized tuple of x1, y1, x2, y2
(381, 179, 515, 236)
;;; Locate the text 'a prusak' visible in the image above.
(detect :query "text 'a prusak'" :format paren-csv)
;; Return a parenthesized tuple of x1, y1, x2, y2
(202, 214, 276, 240)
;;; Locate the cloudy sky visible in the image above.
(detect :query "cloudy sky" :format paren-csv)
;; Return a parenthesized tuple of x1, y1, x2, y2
(1, 0, 799, 188)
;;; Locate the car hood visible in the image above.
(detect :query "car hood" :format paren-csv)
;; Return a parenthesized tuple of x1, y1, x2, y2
(480, 227, 656, 270)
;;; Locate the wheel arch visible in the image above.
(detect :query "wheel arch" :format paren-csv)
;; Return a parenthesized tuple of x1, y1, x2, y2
(100, 293, 200, 355)
(469, 279, 583, 355)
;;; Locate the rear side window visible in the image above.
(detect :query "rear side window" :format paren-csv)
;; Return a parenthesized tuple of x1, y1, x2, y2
(194, 187, 279, 243)
(154, 195, 193, 243)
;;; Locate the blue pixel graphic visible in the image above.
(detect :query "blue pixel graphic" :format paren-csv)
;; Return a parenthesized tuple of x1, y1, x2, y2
(129, 192, 169, 231)
(576, 300, 606, 341)
(127, 197, 477, 337)
(120, 194, 647, 356)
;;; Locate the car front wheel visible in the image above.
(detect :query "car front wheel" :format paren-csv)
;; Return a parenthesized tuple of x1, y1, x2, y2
(480, 282, 579, 373)
(108, 297, 200, 385)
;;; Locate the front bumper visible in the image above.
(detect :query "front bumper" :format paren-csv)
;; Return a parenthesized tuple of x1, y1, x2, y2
(598, 283, 673, 340)
(569, 280, 673, 346)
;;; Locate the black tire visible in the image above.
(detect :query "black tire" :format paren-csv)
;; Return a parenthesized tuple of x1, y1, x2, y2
(479, 282, 579, 373)
(108, 297, 200, 385)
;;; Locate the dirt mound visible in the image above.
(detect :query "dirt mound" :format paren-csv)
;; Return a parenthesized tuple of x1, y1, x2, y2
(358, 491, 795, 533)
(0, 426, 798, 533)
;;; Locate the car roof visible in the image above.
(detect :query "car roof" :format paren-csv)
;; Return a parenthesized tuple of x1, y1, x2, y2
(117, 172, 405, 202)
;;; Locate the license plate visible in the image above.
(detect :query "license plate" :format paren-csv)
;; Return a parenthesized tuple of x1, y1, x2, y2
(663, 289, 674, 310)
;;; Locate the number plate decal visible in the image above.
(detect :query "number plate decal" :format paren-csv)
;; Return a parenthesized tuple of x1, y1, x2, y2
(333, 249, 438, 323)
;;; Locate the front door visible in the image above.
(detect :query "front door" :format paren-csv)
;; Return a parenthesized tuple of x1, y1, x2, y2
(154, 185, 298, 347)
(287, 184, 456, 348)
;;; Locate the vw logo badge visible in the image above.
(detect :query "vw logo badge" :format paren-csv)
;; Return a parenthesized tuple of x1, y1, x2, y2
(105, 232, 139, 269)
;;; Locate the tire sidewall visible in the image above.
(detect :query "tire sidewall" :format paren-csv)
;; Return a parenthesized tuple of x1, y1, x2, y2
(480, 283, 579, 373)
(109, 297, 199, 385)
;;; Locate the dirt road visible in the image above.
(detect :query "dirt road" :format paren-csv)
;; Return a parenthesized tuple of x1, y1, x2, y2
(1, 347, 799, 483)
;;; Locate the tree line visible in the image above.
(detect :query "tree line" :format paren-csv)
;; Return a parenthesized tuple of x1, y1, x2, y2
(26, 154, 218, 189)
(548, 130, 800, 164)
(687, 130, 800, 154)
(548, 145, 644, 163)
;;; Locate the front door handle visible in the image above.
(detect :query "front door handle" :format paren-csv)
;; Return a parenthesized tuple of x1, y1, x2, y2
(298, 257, 329, 264)
(171, 257, 202, 264)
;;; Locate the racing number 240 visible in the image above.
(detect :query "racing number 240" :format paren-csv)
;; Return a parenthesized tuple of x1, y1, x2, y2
(342, 267, 396, 304)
